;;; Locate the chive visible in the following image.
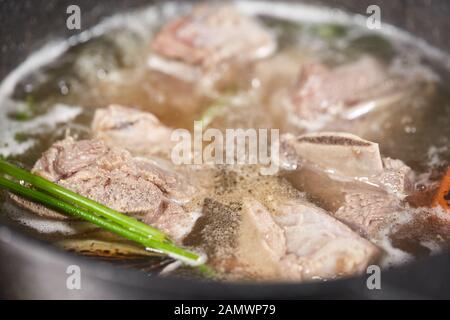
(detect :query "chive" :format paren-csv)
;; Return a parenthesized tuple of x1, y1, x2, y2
(346, 34, 394, 61)
(197, 264, 216, 278)
(199, 95, 234, 127)
(312, 24, 347, 40)
(0, 175, 203, 265)
(14, 133, 30, 143)
(25, 94, 35, 111)
(8, 110, 32, 122)
(0, 159, 167, 242)
(200, 104, 225, 127)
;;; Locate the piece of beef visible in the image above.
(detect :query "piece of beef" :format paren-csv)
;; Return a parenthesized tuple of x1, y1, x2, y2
(144, 202, 202, 243)
(281, 132, 414, 238)
(11, 138, 198, 242)
(280, 56, 413, 131)
(92, 105, 174, 159)
(375, 157, 414, 197)
(333, 156, 414, 237)
(184, 198, 286, 280)
(280, 132, 384, 178)
(334, 192, 403, 238)
(185, 197, 379, 281)
(274, 199, 380, 281)
(292, 57, 389, 117)
(336, 157, 414, 237)
(149, 4, 276, 88)
(95, 5, 276, 120)
(92, 105, 217, 193)
(281, 132, 413, 193)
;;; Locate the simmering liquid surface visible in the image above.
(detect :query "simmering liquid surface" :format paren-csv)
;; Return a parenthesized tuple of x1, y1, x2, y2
(1, 1, 449, 281)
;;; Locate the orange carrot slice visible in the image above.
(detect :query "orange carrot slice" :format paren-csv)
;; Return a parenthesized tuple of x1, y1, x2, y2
(433, 168, 450, 211)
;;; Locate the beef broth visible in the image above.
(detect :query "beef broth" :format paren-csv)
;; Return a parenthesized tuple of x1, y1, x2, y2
(1, 1, 450, 282)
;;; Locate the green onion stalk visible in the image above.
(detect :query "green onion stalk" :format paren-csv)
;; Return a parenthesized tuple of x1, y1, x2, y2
(0, 159, 208, 268)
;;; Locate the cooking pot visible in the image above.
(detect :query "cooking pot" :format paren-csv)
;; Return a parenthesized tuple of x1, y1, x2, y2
(1, 0, 450, 299)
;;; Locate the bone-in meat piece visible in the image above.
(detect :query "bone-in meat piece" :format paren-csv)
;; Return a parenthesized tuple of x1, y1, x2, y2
(149, 4, 276, 85)
(281, 132, 384, 178)
(291, 57, 390, 118)
(281, 132, 413, 237)
(152, 4, 276, 68)
(280, 56, 417, 131)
